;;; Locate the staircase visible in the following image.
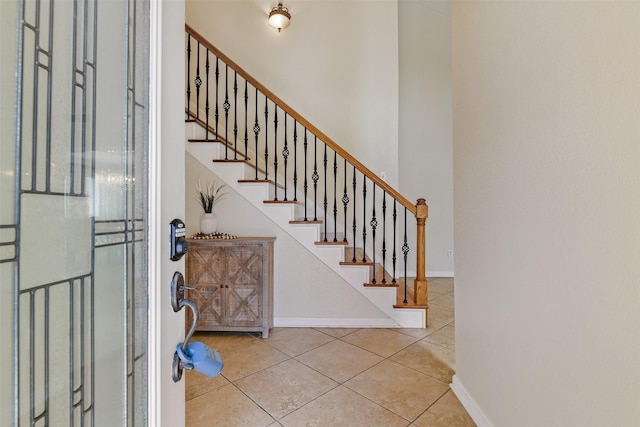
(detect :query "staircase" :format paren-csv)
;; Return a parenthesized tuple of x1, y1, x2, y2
(184, 25, 429, 328)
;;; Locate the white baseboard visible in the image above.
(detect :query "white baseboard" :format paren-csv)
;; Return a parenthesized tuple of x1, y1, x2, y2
(274, 317, 400, 328)
(428, 271, 454, 278)
(450, 375, 493, 427)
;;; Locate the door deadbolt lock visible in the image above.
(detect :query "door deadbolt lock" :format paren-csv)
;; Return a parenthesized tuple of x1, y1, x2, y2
(170, 218, 188, 261)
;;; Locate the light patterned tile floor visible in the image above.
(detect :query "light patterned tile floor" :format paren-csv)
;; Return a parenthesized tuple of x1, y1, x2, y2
(185, 278, 475, 426)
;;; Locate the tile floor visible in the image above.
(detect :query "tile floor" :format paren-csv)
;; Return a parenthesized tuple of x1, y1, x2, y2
(185, 278, 475, 426)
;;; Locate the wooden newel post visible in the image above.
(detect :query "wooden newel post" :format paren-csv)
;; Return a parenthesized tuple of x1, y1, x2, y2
(414, 198, 428, 313)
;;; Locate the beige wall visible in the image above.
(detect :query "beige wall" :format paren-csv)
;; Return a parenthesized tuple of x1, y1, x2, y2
(452, 1, 640, 426)
(399, 0, 453, 275)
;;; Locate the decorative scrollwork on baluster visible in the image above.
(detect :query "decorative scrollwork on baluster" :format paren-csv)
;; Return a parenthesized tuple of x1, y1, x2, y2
(253, 88, 260, 179)
(342, 159, 349, 243)
(323, 145, 328, 241)
(370, 182, 377, 282)
(223, 64, 230, 160)
(233, 71, 238, 159)
(195, 41, 201, 120)
(362, 176, 367, 263)
(402, 207, 410, 304)
(303, 129, 308, 220)
(282, 113, 289, 201)
(312, 136, 319, 221)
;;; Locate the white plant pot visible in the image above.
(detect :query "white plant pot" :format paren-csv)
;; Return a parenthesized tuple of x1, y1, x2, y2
(200, 213, 217, 234)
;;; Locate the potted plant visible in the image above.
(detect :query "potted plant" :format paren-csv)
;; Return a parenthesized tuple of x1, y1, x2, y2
(195, 178, 226, 234)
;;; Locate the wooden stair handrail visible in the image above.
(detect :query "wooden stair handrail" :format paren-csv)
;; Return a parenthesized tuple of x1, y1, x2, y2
(186, 24, 417, 216)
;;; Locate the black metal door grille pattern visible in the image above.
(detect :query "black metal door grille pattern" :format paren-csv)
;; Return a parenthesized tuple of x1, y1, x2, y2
(1, 0, 150, 425)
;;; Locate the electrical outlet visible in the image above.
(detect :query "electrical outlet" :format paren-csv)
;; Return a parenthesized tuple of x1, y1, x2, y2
(380, 171, 387, 181)
(448, 249, 454, 257)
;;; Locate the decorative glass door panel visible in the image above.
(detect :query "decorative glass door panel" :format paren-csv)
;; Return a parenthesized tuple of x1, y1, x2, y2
(0, 0, 150, 425)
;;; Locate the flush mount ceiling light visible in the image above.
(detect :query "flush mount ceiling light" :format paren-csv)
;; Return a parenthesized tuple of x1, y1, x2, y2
(269, 2, 291, 32)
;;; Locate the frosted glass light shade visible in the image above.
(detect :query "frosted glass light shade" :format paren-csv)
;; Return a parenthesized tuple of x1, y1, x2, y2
(269, 4, 291, 32)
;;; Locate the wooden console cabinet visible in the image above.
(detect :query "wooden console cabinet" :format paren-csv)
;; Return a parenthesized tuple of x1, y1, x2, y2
(185, 237, 275, 338)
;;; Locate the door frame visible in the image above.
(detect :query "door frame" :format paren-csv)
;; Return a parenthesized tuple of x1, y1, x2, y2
(148, 0, 186, 425)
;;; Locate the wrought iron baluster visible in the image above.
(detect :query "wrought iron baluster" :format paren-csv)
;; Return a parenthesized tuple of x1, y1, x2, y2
(362, 176, 367, 262)
(253, 88, 260, 179)
(186, 35, 191, 119)
(195, 41, 201, 120)
(392, 200, 397, 283)
(342, 159, 348, 242)
(303, 129, 308, 220)
(333, 151, 337, 241)
(370, 183, 377, 282)
(205, 50, 209, 140)
(282, 112, 289, 201)
(293, 121, 298, 201)
(312, 137, 319, 221)
(223, 64, 230, 160)
(244, 80, 248, 159)
(233, 71, 238, 159)
(382, 192, 387, 283)
(273, 105, 279, 200)
(264, 96, 269, 180)
(214, 57, 219, 140)
(402, 208, 410, 304)
(323, 144, 328, 241)
(352, 166, 357, 262)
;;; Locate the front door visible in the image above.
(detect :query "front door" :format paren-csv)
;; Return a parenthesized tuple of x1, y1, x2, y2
(0, 0, 185, 425)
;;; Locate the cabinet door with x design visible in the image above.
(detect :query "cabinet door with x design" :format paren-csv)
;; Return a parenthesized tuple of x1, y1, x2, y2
(186, 237, 275, 337)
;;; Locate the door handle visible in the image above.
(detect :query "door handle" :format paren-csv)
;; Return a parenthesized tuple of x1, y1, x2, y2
(170, 272, 223, 382)
(170, 271, 198, 381)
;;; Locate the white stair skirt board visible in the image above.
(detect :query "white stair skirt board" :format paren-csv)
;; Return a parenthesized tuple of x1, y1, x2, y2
(186, 124, 425, 328)
(450, 375, 494, 427)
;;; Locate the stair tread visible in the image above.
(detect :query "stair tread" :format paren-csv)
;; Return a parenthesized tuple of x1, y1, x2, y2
(340, 248, 373, 265)
(189, 138, 223, 143)
(289, 219, 323, 224)
(213, 159, 250, 163)
(263, 199, 301, 205)
(316, 232, 348, 245)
